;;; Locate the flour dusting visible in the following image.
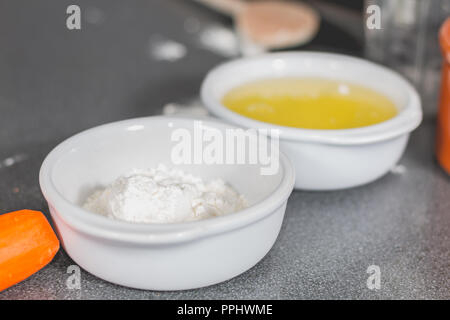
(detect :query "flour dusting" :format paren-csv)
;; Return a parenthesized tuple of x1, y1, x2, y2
(198, 24, 240, 57)
(148, 36, 187, 62)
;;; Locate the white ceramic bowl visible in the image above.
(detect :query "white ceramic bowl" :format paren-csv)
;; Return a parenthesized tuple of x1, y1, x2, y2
(39, 116, 295, 290)
(201, 52, 423, 190)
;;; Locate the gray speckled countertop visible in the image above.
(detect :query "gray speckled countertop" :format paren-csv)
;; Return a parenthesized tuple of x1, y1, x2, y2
(0, 0, 449, 299)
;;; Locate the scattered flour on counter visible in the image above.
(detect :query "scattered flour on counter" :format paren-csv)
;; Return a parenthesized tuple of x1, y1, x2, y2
(0, 153, 28, 169)
(162, 98, 209, 117)
(390, 164, 407, 175)
(83, 165, 248, 224)
(198, 24, 240, 57)
(148, 35, 187, 62)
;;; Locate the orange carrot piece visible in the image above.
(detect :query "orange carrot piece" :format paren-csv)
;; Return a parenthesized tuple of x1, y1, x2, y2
(0, 210, 60, 291)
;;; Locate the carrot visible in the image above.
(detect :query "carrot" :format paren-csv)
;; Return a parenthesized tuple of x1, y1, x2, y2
(0, 209, 60, 291)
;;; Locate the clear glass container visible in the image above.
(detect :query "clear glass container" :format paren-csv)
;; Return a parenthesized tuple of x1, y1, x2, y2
(364, 0, 450, 114)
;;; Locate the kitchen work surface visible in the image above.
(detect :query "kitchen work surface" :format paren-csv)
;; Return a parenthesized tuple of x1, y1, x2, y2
(0, 0, 449, 299)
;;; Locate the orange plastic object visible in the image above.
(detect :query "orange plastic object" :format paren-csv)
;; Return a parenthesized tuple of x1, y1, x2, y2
(0, 210, 60, 292)
(437, 18, 450, 174)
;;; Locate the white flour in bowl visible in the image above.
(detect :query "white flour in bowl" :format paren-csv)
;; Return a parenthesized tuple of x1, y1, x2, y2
(83, 164, 248, 224)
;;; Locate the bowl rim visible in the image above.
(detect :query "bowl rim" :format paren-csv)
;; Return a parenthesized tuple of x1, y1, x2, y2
(201, 51, 423, 145)
(39, 116, 295, 245)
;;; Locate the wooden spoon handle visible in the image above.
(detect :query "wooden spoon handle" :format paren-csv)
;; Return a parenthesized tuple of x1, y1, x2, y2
(193, 0, 246, 16)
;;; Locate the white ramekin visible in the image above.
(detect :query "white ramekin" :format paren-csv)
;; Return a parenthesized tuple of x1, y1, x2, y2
(201, 52, 422, 190)
(39, 116, 295, 290)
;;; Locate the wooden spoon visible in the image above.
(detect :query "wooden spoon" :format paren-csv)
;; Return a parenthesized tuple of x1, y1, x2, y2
(194, 0, 320, 51)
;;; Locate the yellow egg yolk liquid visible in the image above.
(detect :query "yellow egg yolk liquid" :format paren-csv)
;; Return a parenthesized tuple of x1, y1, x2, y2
(222, 78, 398, 130)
